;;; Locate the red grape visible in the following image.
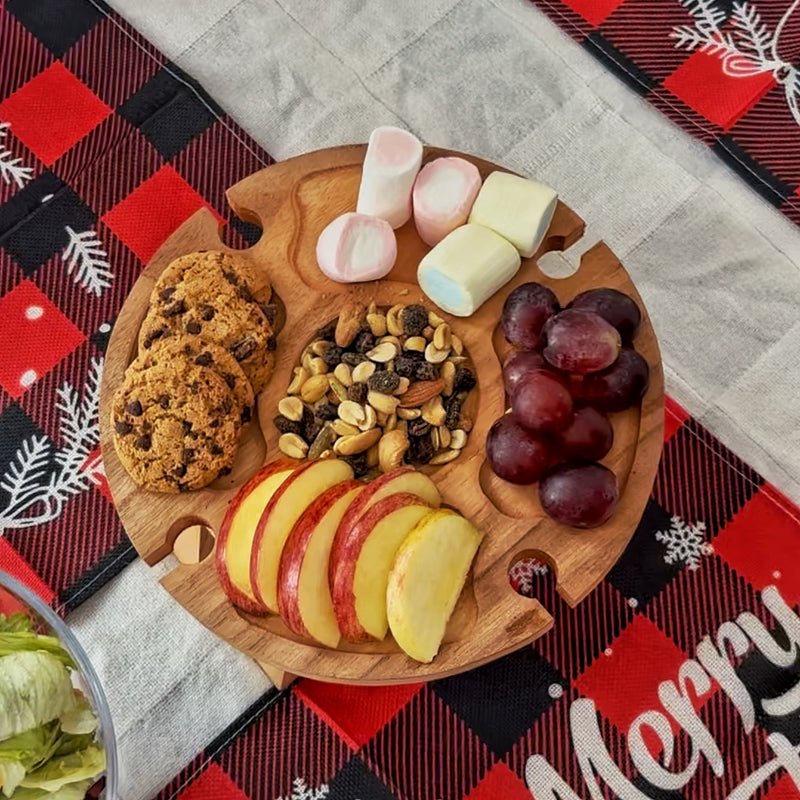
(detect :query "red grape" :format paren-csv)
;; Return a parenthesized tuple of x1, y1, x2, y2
(511, 369, 573, 433)
(485, 415, 551, 484)
(556, 406, 613, 461)
(539, 462, 619, 528)
(568, 287, 642, 343)
(578, 348, 650, 412)
(501, 282, 560, 349)
(543, 309, 621, 374)
(502, 349, 546, 395)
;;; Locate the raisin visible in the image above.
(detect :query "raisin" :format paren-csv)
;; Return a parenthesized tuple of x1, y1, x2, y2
(182, 448, 196, 464)
(445, 397, 462, 430)
(134, 435, 151, 451)
(200, 304, 215, 321)
(159, 286, 176, 301)
(341, 452, 369, 477)
(342, 351, 366, 367)
(395, 355, 417, 378)
(126, 400, 143, 416)
(414, 361, 438, 382)
(232, 338, 256, 360)
(321, 344, 344, 366)
(353, 330, 374, 354)
(408, 418, 431, 437)
(157, 394, 170, 409)
(186, 321, 202, 334)
(454, 366, 476, 393)
(303, 417, 322, 444)
(367, 371, 400, 393)
(314, 403, 338, 422)
(273, 415, 303, 436)
(163, 299, 186, 317)
(114, 419, 132, 435)
(347, 382, 368, 404)
(401, 304, 428, 336)
(409, 434, 434, 464)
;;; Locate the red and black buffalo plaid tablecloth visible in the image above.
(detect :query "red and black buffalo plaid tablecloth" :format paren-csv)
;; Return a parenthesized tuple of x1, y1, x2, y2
(2, 2, 800, 799)
(528, 0, 800, 228)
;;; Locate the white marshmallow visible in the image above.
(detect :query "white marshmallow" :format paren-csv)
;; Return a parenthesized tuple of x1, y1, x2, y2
(412, 157, 482, 247)
(356, 126, 423, 229)
(417, 224, 521, 317)
(468, 171, 558, 258)
(316, 212, 397, 283)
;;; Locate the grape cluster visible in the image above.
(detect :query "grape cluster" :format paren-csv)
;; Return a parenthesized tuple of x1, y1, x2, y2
(486, 283, 649, 529)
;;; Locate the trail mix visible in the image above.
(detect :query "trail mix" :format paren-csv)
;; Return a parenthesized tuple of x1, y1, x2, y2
(273, 301, 476, 476)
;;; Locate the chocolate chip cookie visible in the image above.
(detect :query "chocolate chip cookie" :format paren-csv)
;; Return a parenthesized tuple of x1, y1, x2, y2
(130, 336, 255, 424)
(112, 358, 240, 493)
(154, 250, 272, 307)
(139, 275, 276, 393)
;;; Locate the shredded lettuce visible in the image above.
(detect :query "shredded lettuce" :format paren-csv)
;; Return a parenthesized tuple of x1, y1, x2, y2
(0, 617, 33, 635)
(9, 779, 92, 800)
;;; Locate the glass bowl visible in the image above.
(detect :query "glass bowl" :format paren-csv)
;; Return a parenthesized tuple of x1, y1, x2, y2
(0, 570, 118, 799)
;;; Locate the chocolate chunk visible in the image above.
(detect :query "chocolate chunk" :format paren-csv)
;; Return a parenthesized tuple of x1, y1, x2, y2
(217, 466, 232, 477)
(210, 443, 224, 456)
(210, 419, 221, 429)
(143, 327, 168, 348)
(134, 434, 151, 451)
(223, 269, 240, 286)
(114, 419, 132, 435)
(190, 381, 202, 394)
(186, 321, 202, 335)
(174, 464, 187, 478)
(159, 286, 176, 301)
(266, 335, 277, 352)
(200, 304, 215, 321)
(126, 400, 143, 416)
(163, 299, 186, 317)
(237, 284, 253, 302)
(241, 406, 252, 423)
(182, 420, 193, 436)
(157, 393, 170, 409)
(232, 338, 256, 361)
(182, 448, 196, 464)
(194, 352, 213, 367)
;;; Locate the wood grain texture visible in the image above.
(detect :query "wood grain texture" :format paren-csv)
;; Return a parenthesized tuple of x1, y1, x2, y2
(99, 145, 664, 684)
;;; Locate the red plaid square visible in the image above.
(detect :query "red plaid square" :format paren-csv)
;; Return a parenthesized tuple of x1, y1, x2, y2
(100, 165, 216, 263)
(296, 680, 423, 750)
(0, 279, 85, 399)
(764, 774, 800, 800)
(574, 614, 688, 736)
(560, 0, 628, 26)
(0, 538, 55, 604)
(464, 761, 531, 800)
(0, 61, 110, 165)
(664, 395, 689, 443)
(663, 50, 775, 130)
(176, 762, 249, 800)
(713, 484, 800, 605)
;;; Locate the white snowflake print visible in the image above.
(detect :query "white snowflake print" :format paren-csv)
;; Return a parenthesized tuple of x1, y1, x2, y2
(509, 557, 549, 596)
(0, 357, 104, 534)
(0, 122, 33, 188)
(61, 226, 113, 297)
(655, 515, 712, 571)
(276, 777, 330, 800)
(671, 0, 800, 126)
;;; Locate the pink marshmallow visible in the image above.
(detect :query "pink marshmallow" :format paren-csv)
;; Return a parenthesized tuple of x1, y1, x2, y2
(316, 212, 397, 283)
(412, 157, 482, 246)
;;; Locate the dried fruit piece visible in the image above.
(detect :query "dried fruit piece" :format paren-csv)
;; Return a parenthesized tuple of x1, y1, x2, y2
(401, 304, 428, 336)
(367, 371, 400, 394)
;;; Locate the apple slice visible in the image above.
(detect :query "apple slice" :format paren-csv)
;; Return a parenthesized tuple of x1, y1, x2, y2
(215, 459, 296, 613)
(386, 509, 484, 663)
(278, 480, 363, 648)
(331, 492, 433, 642)
(251, 458, 354, 613)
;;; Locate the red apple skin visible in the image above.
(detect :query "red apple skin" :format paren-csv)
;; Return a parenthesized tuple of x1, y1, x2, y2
(277, 479, 362, 640)
(249, 460, 317, 609)
(215, 458, 296, 615)
(330, 492, 432, 642)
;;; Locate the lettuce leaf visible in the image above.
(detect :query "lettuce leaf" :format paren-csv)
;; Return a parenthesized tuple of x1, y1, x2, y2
(0, 632, 75, 669)
(9, 779, 92, 800)
(0, 761, 26, 798)
(0, 653, 76, 741)
(19, 746, 105, 792)
(0, 617, 32, 635)
(58, 696, 97, 737)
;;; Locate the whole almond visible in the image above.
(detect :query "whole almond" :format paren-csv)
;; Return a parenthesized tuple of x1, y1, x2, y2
(398, 379, 445, 408)
(335, 303, 365, 347)
(301, 374, 330, 403)
(279, 433, 308, 459)
(333, 427, 382, 455)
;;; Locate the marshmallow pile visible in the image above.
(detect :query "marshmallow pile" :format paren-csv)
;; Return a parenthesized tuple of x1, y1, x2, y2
(315, 126, 558, 317)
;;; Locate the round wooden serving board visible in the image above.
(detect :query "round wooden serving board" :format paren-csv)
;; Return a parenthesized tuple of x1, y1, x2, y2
(99, 145, 664, 686)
